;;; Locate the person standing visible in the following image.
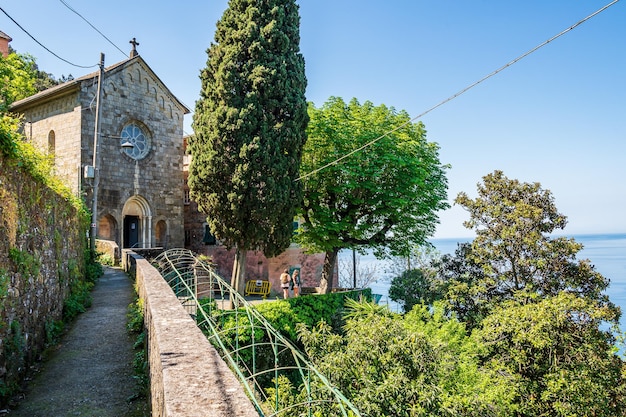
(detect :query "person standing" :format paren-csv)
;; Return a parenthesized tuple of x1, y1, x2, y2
(280, 269, 291, 299)
(291, 269, 301, 297)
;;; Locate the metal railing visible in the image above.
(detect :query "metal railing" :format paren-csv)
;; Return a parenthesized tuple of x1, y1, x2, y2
(152, 249, 361, 417)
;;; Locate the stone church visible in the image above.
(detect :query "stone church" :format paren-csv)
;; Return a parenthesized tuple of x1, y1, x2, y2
(9, 36, 333, 290)
(10, 42, 189, 252)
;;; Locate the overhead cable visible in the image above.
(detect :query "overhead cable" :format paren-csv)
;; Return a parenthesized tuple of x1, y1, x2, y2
(58, 0, 127, 58)
(296, 0, 620, 181)
(0, 6, 97, 69)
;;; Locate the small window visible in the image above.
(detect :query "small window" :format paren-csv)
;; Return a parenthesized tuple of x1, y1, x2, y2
(184, 189, 190, 205)
(48, 130, 55, 154)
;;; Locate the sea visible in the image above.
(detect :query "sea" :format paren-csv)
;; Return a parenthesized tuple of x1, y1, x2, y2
(340, 233, 626, 331)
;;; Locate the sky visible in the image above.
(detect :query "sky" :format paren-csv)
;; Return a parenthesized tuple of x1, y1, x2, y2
(2, 0, 625, 239)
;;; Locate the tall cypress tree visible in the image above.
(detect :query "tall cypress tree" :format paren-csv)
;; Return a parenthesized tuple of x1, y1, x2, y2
(189, 0, 308, 296)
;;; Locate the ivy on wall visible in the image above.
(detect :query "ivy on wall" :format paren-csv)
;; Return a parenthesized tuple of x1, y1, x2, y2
(0, 139, 94, 406)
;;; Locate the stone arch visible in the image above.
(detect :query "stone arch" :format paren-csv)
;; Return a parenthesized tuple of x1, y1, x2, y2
(155, 219, 168, 248)
(129, 68, 141, 83)
(122, 195, 153, 248)
(98, 214, 118, 242)
(106, 81, 116, 93)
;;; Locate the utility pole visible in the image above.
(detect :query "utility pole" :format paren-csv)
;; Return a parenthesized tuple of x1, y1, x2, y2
(90, 53, 105, 251)
(352, 248, 356, 289)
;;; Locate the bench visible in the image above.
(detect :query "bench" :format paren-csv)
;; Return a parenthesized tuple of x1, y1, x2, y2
(244, 280, 271, 298)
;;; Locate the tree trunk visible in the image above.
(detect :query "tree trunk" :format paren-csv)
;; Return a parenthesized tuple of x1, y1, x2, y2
(230, 247, 247, 309)
(320, 248, 339, 294)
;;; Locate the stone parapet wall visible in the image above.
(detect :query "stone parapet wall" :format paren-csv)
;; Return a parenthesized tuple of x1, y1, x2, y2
(126, 251, 258, 417)
(95, 239, 120, 265)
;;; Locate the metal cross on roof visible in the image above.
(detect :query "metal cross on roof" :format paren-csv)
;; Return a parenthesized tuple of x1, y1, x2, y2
(129, 38, 140, 57)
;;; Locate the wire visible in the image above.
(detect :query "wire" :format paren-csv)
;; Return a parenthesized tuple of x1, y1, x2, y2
(0, 6, 98, 69)
(58, 0, 127, 58)
(296, 0, 620, 181)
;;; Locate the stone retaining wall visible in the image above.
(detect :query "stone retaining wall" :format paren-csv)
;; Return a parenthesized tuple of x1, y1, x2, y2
(0, 155, 88, 406)
(125, 251, 258, 417)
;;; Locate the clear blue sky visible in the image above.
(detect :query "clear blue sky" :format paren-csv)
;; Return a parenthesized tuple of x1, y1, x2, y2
(2, 1, 625, 239)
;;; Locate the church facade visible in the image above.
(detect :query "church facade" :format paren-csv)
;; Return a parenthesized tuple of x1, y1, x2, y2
(10, 49, 189, 251)
(9, 39, 334, 290)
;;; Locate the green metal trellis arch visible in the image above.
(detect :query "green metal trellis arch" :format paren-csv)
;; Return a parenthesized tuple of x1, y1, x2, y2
(153, 248, 361, 417)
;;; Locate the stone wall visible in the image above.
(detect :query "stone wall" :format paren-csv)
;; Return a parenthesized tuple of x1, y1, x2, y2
(21, 92, 83, 196)
(0, 155, 88, 404)
(126, 251, 258, 417)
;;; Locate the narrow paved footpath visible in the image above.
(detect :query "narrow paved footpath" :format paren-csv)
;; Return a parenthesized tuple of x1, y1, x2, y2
(8, 267, 147, 417)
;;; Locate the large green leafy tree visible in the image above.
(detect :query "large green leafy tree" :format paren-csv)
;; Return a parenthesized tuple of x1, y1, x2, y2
(444, 170, 626, 415)
(297, 97, 449, 293)
(0, 49, 63, 113)
(0, 51, 38, 156)
(189, 0, 308, 294)
(475, 293, 626, 416)
(450, 170, 616, 319)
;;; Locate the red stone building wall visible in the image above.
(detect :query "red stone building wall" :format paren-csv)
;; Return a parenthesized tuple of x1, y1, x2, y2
(194, 245, 336, 297)
(0, 31, 11, 57)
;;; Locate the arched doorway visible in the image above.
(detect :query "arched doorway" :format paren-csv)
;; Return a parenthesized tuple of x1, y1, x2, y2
(124, 216, 140, 248)
(122, 196, 152, 248)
